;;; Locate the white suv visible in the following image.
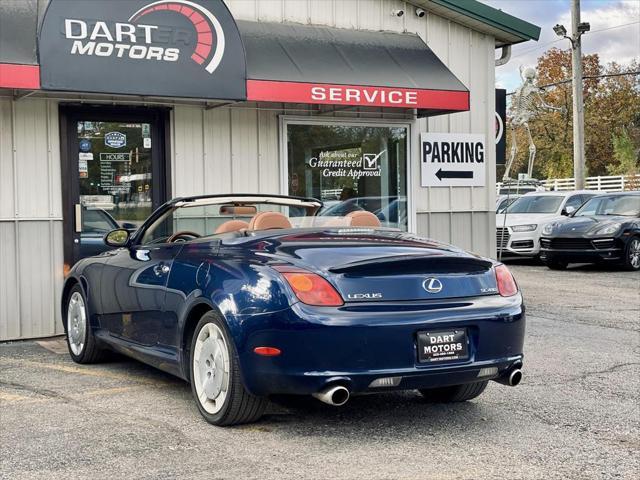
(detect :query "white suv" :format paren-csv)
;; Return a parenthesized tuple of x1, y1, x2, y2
(495, 190, 598, 258)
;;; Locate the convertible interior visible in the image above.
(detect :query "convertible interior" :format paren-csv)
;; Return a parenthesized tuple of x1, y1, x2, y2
(140, 196, 383, 244)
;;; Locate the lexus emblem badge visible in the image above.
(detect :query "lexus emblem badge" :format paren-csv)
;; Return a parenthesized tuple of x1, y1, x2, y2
(423, 277, 443, 294)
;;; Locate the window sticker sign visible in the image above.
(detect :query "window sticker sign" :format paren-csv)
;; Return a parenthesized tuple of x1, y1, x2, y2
(420, 133, 486, 187)
(105, 132, 126, 148)
(99, 152, 131, 162)
(78, 159, 88, 178)
(308, 150, 384, 179)
(79, 138, 92, 152)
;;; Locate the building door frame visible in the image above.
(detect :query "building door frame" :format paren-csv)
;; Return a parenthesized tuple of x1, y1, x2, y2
(59, 104, 171, 268)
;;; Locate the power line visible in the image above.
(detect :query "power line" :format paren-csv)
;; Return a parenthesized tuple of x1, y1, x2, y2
(539, 70, 640, 89)
(509, 20, 640, 60)
(506, 70, 639, 95)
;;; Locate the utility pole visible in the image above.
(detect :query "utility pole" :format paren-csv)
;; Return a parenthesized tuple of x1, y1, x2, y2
(571, 0, 585, 189)
(554, 1, 589, 189)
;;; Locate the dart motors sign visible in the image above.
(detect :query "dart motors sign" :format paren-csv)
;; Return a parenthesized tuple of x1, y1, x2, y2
(38, 0, 246, 99)
(420, 133, 486, 187)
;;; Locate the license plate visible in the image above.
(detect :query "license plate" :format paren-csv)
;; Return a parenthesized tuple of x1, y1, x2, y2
(417, 329, 469, 363)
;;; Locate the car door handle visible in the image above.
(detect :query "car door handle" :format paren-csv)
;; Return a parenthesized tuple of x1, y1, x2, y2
(153, 263, 170, 276)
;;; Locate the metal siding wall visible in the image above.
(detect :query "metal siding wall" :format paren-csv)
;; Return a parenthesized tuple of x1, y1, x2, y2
(0, 97, 64, 341)
(185, 1, 497, 259)
(172, 104, 280, 197)
(408, 9, 496, 258)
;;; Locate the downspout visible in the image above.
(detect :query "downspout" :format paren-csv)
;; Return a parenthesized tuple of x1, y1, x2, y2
(495, 44, 511, 260)
(495, 45, 511, 66)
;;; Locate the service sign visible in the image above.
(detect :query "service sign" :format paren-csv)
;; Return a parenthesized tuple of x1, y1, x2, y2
(38, 0, 246, 99)
(420, 133, 486, 187)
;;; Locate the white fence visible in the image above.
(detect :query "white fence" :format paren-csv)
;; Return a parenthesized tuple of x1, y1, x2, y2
(542, 174, 640, 192)
(497, 174, 640, 193)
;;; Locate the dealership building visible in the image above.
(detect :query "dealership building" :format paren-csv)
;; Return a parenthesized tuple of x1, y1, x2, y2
(0, 0, 539, 340)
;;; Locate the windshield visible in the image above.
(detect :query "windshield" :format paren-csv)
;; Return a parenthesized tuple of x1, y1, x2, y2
(505, 195, 563, 214)
(497, 197, 519, 213)
(139, 196, 387, 244)
(574, 195, 640, 217)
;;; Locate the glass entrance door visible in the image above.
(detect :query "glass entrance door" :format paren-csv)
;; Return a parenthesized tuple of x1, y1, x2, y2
(61, 107, 168, 266)
(77, 121, 153, 257)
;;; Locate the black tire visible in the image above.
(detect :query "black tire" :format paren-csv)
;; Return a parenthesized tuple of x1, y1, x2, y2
(64, 284, 105, 364)
(189, 311, 267, 426)
(545, 258, 568, 270)
(622, 236, 640, 271)
(418, 380, 488, 403)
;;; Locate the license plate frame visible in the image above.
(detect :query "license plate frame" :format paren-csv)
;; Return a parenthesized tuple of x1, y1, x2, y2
(417, 329, 469, 363)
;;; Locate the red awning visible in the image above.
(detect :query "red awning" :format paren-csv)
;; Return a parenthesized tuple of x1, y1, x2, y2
(239, 21, 469, 117)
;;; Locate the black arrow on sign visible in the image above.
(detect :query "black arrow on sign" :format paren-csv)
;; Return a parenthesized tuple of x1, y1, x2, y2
(435, 168, 474, 181)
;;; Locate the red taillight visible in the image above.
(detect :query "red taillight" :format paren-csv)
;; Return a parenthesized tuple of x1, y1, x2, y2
(253, 347, 281, 356)
(273, 266, 344, 307)
(495, 264, 518, 297)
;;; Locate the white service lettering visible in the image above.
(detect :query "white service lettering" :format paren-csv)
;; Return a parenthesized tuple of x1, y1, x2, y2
(310, 86, 326, 101)
(307, 86, 419, 106)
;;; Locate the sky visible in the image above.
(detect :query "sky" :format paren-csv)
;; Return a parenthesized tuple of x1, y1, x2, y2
(483, 0, 640, 92)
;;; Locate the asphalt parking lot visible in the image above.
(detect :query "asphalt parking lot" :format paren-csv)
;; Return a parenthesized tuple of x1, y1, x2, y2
(1, 264, 638, 480)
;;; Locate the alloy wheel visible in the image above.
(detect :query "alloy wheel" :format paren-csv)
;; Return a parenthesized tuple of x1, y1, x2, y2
(193, 322, 230, 414)
(67, 291, 86, 356)
(629, 238, 640, 269)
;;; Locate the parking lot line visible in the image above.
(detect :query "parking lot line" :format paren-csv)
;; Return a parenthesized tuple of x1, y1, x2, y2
(0, 358, 168, 387)
(0, 391, 31, 403)
(0, 385, 139, 405)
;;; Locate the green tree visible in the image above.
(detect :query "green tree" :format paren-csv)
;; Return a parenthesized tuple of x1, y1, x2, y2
(607, 128, 639, 176)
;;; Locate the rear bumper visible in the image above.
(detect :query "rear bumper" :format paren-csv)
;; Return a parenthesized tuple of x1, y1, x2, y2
(231, 294, 525, 396)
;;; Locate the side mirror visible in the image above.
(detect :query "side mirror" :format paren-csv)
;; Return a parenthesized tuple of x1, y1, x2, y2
(562, 206, 576, 216)
(104, 228, 130, 247)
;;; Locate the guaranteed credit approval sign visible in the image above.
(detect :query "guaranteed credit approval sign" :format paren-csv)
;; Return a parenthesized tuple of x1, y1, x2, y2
(421, 133, 486, 187)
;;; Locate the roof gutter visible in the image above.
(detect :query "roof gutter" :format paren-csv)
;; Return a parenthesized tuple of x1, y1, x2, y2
(426, 0, 541, 45)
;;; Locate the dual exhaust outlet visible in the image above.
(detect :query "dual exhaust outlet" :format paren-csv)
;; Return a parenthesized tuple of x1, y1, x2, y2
(313, 365, 522, 406)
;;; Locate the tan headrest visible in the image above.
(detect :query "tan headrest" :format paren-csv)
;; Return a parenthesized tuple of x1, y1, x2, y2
(249, 211, 292, 231)
(346, 210, 381, 227)
(215, 220, 249, 234)
(219, 205, 257, 215)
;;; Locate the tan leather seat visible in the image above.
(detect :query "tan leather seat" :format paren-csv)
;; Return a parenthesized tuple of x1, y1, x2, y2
(346, 210, 381, 227)
(219, 205, 257, 215)
(249, 211, 292, 231)
(215, 219, 249, 234)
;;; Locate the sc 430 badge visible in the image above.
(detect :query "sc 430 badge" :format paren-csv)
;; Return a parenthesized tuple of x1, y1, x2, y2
(105, 132, 126, 148)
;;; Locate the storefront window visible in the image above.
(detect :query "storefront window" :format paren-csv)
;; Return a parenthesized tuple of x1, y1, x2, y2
(286, 122, 408, 230)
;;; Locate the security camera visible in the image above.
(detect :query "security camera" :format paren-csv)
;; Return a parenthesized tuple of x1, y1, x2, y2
(577, 22, 590, 34)
(415, 8, 426, 17)
(553, 24, 567, 37)
(391, 9, 404, 17)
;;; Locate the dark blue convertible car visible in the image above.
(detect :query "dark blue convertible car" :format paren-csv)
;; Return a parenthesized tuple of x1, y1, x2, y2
(62, 194, 524, 426)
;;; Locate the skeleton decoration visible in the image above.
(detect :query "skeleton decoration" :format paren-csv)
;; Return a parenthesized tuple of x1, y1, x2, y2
(503, 66, 564, 180)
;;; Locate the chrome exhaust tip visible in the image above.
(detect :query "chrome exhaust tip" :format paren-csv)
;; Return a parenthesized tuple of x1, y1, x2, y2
(495, 367, 523, 386)
(312, 385, 350, 406)
(507, 368, 522, 386)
